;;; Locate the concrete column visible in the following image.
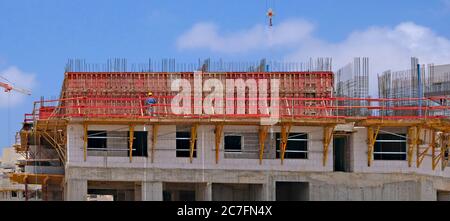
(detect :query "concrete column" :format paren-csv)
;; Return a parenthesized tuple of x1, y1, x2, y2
(65, 179, 87, 201)
(261, 181, 275, 201)
(142, 181, 163, 201)
(134, 183, 142, 201)
(195, 183, 212, 201)
(418, 178, 436, 201)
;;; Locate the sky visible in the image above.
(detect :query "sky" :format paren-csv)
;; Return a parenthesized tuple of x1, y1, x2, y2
(1, 0, 450, 150)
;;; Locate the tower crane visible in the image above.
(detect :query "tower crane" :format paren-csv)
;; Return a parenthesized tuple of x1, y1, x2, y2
(0, 75, 31, 95)
(265, 0, 276, 27)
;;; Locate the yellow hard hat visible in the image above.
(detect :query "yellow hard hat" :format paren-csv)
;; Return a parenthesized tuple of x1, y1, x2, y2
(148, 92, 153, 96)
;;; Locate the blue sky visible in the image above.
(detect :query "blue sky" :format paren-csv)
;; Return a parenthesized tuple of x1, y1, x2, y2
(1, 0, 450, 150)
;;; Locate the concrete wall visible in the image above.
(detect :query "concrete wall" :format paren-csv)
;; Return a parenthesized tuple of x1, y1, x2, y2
(64, 123, 450, 201)
(66, 123, 450, 178)
(67, 124, 332, 172)
(64, 166, 450, 201)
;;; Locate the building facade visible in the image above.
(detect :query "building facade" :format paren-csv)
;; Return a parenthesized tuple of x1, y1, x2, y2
(9, 61, 450, 201)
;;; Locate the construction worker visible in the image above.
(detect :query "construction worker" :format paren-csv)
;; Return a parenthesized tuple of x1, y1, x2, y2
(146, 91, 157, 116)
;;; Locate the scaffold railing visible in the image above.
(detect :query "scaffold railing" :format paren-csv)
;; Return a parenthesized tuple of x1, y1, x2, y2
(24, 95, 450, 122)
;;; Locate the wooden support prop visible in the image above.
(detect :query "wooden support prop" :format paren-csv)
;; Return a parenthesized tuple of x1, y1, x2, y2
(83, 123, 88, 162)
(432, 131, 439, 170)
(280, 124, 292, 165)
(259, 126, 269, 165)
(407, 127, 416, 167)
(215, 124, 224, 164)
(323, 126, 335, 167)
(415, 126, 422, 167)
(367, 126, 380, 167)
(190, 124, 198, 163)
(441, 134, 450, 171)
(151, 124, 159, 163)
(417, 130, 430, 168)
(129, 124, 135, 163)
(431, 133, 448, 171)
(442, 134, 450, 170)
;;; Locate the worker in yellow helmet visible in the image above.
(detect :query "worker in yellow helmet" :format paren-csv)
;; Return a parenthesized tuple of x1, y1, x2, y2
(145, 91, 157, 116)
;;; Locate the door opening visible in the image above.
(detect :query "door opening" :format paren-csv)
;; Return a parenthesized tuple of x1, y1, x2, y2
(333, 136, 351, 172)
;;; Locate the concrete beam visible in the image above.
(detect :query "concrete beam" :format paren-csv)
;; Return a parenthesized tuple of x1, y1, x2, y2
(65, 179, 87, 201)
(195, 183, 212, 201)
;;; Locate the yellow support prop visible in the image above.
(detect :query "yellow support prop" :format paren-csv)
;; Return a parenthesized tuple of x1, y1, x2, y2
(190, 124, 198, 163)
(407, 127, 416, 167)
(441, 134, 450, 171)
(280, 124, 292, 165)
(83, 123, 88, 162)
(151, 124, 159, 163)
(416, 126, 423, 168)
(215, 124, 224, 164)
(323, 126, 334, 167)
(442, 134, 449, 170)
(431, 130, 439, 170)
(367, 126, 380, 167)
(259, 126, 269, 165)
(129, 125, 135, 163)
(417, 130, 430, 168)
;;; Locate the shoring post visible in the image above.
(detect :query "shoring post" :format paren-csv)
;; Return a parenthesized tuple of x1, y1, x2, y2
(417, 129, 435, 168)
(407, 127, 416, 167)
(190, 124, 198, 163)
(83, 123, 88, 162)
(442, 134, 449, 170)
(367, 126, 380, 167)
(151, 124, 159, 163)
(215, 124, 224, 164)
(129, 124, 135, 163)
(259, 126, 269, 165)
(323, 126, 335, 166)
(415, 126, 422, 167)
(280, 124, 292, 165)
(432, 130, 439, 170)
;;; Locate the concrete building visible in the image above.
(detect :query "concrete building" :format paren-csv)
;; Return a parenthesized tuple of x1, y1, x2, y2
(0, 147, 41, 201)
(9, 59, 450, 201)
(63, 124, 450, 201)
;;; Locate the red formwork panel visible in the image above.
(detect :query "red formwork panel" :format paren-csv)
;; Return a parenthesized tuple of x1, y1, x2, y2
(64, 71, 333, 95)
(62, 71, 334, 117)
(39, 106, 56, 120)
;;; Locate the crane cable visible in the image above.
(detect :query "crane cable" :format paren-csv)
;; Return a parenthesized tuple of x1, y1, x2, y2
(7, 92, 11, 147)
(0, 74, 13, 88)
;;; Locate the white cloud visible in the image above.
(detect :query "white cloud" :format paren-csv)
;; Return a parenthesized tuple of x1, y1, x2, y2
(287, 22, 450, 95)
(176, 19, 314, 53)
(177, 19, 450, 96)
(0, 66, 36, 108)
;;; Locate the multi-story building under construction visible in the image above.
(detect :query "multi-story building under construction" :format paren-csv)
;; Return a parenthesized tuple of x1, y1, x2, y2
(8, 59, 450, 201)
